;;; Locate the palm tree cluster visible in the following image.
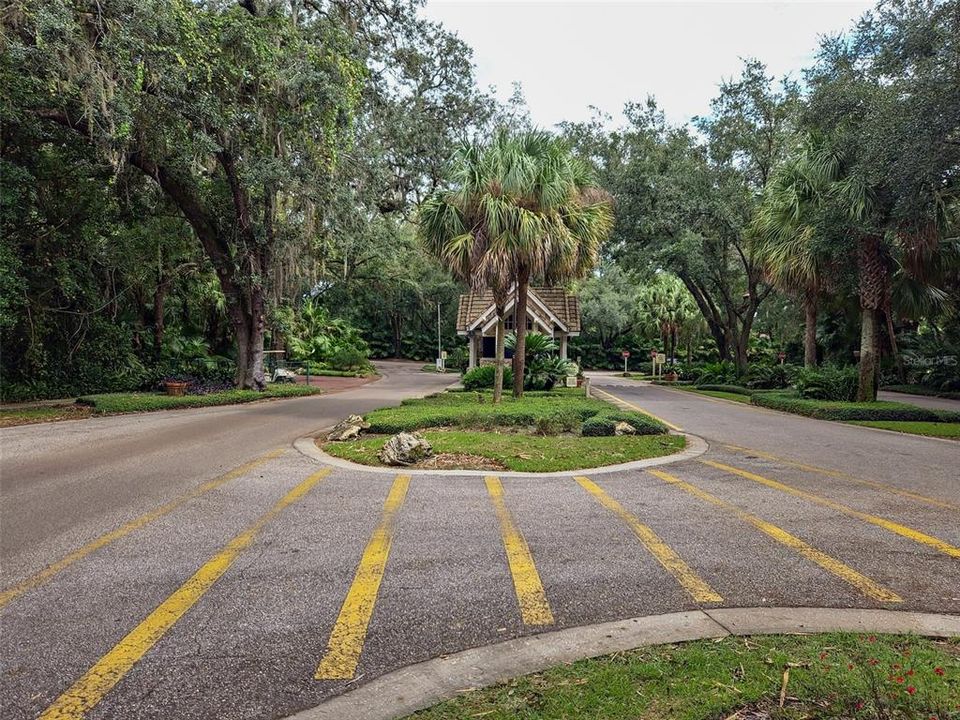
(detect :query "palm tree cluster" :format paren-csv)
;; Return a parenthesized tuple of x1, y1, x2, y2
(418, 130, 614, 400)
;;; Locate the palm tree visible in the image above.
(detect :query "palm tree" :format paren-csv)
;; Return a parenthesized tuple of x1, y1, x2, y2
(418, 143, 513, 402)
(753, 135, 840, 368)
(420, 130, 613, 399)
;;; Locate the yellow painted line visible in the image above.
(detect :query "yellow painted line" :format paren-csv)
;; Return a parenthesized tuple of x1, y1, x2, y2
(484, 477, 554, 626)
(39, 466, 331, 720)
(0, 448, 286, 610)
(647, 469, 901, 603)
(702, 460, 960, 559)
(591, 387, 684, 432)
(575, 476, 722, 603)
(315, 474, 411, 680)
(723, 444, 960, 513)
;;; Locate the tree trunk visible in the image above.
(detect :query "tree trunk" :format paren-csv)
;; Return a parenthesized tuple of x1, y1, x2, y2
(390, 313, 403, 358)
(857, 308, 879, 402)
(229, 286, 266, 390)
(856, 235, 885, 402)
(512, 273, 530, 398)
(803, 295, 818, 369)
(885, 307, 905, 383)
(493, 313, 506, 404)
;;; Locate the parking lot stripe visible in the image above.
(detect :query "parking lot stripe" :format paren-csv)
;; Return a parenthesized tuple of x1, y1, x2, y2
(315, 474, 411, 680)
(38, 466, 332, 720)
(0, 448, 286, 610)
(484, 477, 554, 626)
(723, 444, 960, 512)
(647, 469, 901, 603)
(702, 460, 960, 559)
(589, 387, 684, 432)
(575, 476, 723, 604)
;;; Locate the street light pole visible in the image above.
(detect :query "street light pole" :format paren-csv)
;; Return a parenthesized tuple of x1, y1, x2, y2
(437, 301, 442, 371)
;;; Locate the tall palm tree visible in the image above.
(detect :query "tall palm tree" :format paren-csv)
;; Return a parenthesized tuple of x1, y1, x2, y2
(420, 130, 613, 399)
(753, 134, 841, 368)
(418, 143, 513, 402)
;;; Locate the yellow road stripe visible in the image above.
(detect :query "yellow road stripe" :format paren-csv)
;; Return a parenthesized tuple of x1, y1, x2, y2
(590, 387, 684, 432)
(484, 477, 554, 626)
(702, 460, 960, 559)
(647, 469, 901, 603)
(0, 448, 286, 610)
(315, 474, 411, 680)
(723, 444, 960, 513)
(39, 466, 331, 720)
(574, 476, 722, 603)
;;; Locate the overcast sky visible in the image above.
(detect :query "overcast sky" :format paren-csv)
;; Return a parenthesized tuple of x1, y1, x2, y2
(420, 1, 874, 129)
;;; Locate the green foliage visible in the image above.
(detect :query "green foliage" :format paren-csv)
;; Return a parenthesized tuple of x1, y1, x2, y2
(580, 411, 667, 437)
(462, 365, 515, 391)
(363, 390, 611, 435)
(751, 392, 960, 422)
(694, 361, 739, 385)
(744, 363, 794, 390)
(76, 384, 322, 414)
(882, 385, 960, 401)
(794, 365, 859, 401)
(288, 298, 370, 368)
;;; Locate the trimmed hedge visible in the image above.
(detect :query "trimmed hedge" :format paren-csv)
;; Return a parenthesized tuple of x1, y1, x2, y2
(695, 384, 752, 396)
(882, 384, 960, 401)
(581, 410, 667, 437)
(461, 365, 514, 391)
(76, 384, 324, 413)
(750, 392, 960, 422)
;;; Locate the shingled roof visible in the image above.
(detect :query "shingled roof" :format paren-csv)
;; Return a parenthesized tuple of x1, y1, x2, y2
(456, 287, 581, 334)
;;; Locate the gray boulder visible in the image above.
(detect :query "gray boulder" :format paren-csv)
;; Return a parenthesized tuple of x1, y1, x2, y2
(614, 421, 637, 436)
(378, 432, 433, 465)
(327, 414, 370, 441)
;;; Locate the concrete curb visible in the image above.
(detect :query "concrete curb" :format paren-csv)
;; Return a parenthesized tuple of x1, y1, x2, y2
(293, 432, 708, 478)
(285, 607, 960, 720)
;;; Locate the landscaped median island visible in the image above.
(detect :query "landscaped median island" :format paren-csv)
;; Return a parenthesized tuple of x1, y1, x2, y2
(76, 383, 324, 414)
(320, 388, 685, 472)
(407, 633, 960, 720)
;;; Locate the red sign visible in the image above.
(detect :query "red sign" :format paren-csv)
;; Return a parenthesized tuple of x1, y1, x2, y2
(621, 351, 630, 358)
(650, 349, 658, 358)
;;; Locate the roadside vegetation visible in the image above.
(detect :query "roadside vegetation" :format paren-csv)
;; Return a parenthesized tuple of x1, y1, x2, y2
(322, 388, 683, 472)
(0, 405, 93, 428)
(408, 633, 960, 720)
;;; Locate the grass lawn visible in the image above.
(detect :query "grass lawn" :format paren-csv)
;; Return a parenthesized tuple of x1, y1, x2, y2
(324, 431, 685, 472)
(0, 405, 93, 428)
(848, 420, 960, 439)
(407, 633, 960, 720)
(76, 383, 323, 414)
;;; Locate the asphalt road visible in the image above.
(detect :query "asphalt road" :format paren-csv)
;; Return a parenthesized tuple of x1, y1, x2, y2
(1, 369, 958, 720)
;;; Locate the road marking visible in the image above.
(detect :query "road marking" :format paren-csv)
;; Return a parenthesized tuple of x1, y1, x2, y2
(722, 444, 960, 513)
(38, 466, 331, 720)
(315, 474, 411, 680)
(590, 387, 684, 432)
(702, 460, 960, 559)
(575, 476, 722, 603)
(0, 448, 286, 610)
(647, 469, 901, 603)
(484, 476, 554, 626)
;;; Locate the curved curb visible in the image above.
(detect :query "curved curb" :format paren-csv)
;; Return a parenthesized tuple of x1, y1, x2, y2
(285, 607, 960, 720)
(293, 431, 708, 478)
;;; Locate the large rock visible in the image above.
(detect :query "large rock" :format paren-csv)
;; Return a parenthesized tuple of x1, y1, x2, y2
(327, 414, 370, 441)
(614, 421, 637, 436)
(378, 432, 433, 466)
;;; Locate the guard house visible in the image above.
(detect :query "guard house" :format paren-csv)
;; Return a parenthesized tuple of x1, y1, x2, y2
(456, 287, 581, 370)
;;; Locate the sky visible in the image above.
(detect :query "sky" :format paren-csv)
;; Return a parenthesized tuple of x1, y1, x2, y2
(420, 0, 874, 129)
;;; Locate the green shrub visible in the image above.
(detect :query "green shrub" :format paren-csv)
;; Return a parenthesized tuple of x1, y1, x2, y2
(328, 345, 370, 371)
(580, 410, 667, 436)
(750, 392, 960, 422)
(694, 360, 738, 385)
(794, 365, 859, 401)
(882, 384, 960, 400)
(462, 365, 514, 391)
(695, 384, 752, 395)
(745, 363, 794, 390)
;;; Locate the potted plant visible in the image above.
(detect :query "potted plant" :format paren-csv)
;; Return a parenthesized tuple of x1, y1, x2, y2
(162, 375, 190, 397)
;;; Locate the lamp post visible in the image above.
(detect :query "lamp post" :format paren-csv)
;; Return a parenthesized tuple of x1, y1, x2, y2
(437, 301, 443, 372)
